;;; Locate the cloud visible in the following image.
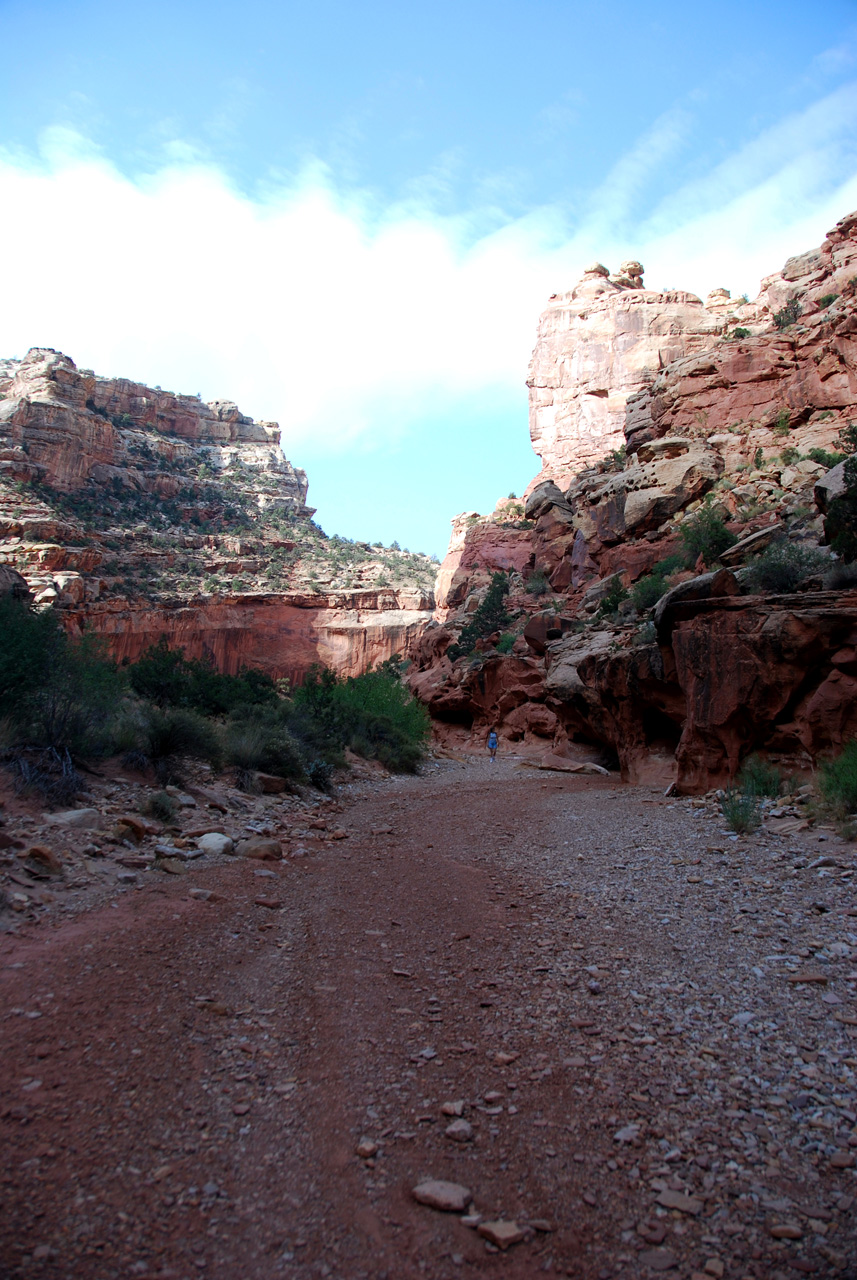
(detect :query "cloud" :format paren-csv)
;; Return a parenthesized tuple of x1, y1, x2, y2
(1, 84, 857, 461)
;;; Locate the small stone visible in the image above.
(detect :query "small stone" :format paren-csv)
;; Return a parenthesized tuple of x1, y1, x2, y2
(196, 833, 234, 857)
(614, 1123, 641, 1143)
(254, 896, 282, 909)
(232, 1102, 251, 1116)
(412, 1179, 472, 1212)
(704, 1259, 725, 1278)
(638, 1248, 678, 1271)
(830, 1150, 856, 1169)
(256, 773, 287, 794)
(331, 828, 348, 839)
(441, 1100, 465, 1116)
(189, 888, 214, 901)
(477, 1221, 525, 1250)
(483, 1090, 503, 1104)
(42, 808, 102, 830)
(355, 1139, 378, 1158)
(21, 846, 63, 879)
(236, 837, 282, 861)
(768, 1223, 802, 1240)
(445, 1118, 473, 1142)
(494, 1051, 519, 1065)
(157, 857, 186, 875)
(656, 1189, 703, 1215)
(787, 969, 828, 984)
(202, 1182, 219, 1197)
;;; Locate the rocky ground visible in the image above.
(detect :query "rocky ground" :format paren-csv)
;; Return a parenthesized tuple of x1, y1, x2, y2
(1, 759, 856, 1280)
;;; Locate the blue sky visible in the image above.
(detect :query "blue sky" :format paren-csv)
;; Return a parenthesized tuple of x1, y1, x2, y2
(2, 1, 857, 556)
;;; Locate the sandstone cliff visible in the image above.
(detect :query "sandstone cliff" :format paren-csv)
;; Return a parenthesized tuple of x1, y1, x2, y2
(0, 350, 434, 677)
(411, 211, 857, 791)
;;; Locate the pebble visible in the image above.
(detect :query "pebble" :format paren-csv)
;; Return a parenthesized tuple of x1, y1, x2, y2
(411, 1180, 472, 1212)
(476, 1220, 525, 1250)
(355, 1139, 378, 1159)
(638, 1248, 678, 1271)
(444, 1118, 473, 1142)
(656, 1189, 703, 1216)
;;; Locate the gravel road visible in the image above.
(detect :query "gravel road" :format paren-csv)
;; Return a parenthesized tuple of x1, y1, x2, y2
(1, 758, 855, 1279)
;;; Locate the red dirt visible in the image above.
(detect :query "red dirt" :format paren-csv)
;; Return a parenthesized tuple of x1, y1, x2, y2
(1, 760, 855, 1279)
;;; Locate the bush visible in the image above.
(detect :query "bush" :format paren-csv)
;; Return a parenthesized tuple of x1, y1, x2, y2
(141, 790, 179, 823)
(732, 327, 750, 339)
(743, 540, 828, 593)
(448, 572, 511, 659)
(525, 570, 550, 597)
(0, 598, 124, 754)
(737, 753, 782, 798)
(808, 447, 845, 469)
(720, 788, 760, 834)
(779, 446, 800, 465)
(129, 637, 279, 715)
(631, 574, 668, 611)
(819, 293, 839, 308)
(597, 575, 629, 618)
(773, 297, 802, 329)
(753, 447, 764, 469)
(137, 707, 222, 783)
(819, 741, 857, 817)
(680, 508, 737, 567)
(225, 706, 305, 790)
(772, 408, 792, 437)
(496, 632, 516, 654)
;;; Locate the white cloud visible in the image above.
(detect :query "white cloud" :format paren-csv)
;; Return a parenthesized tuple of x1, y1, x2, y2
(1, 84, 857, 458)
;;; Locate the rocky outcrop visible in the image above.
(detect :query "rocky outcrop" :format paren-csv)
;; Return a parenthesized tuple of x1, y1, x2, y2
(526, 262, 732, 489)
(412, 211, 857, 790)
(0, 349, 435, 681)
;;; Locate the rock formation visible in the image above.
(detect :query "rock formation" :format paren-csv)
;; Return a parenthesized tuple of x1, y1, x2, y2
(411, 210, 857, 791)
(0, 350, 434, 678)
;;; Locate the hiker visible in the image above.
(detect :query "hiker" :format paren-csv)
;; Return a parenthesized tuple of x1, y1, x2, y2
(487, 727, 499, 761)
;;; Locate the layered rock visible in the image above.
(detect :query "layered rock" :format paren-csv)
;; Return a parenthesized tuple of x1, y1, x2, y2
(412, 211, 857, 789)
(526, 261, 731, 489)
(0, 349, 435, 680)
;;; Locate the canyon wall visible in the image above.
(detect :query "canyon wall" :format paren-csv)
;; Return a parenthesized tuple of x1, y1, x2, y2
(0, 350, 434, 680)
(413, 210, 857, 790)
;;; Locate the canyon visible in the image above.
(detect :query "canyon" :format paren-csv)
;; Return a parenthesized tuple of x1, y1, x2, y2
(0, 349, 434, 680)
(410, 210, 857, 791)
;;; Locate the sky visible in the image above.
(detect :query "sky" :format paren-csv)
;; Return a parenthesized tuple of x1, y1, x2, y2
(2, 2, 857, 557)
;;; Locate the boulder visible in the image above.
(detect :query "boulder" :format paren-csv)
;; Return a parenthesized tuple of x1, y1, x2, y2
(196, 833, 234, 857)
(235, 837, 282, 861)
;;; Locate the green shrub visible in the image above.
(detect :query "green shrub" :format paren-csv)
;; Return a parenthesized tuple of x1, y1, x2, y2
(779, 446, 800, 465)
(720, 788, 760, 833)
(680, 507, 737, 567)
(743, 540, 828, 593)
(496, 632, 516, 654)
(819, 741, 857, 816)
(631, 574, 668, 610)
(753, 447, 765, 469)
(525, 569, 550, 597)
(819, 293, 839, 308)
(808, 447, 845, 469)
(448, 572, 511, 659)
(773, 297, 802, 329)
(732, 327, 750, 339)
(129, 637, 279, 714)
(772, 408, 792, 437)
(737, 753, 782, 798)
(225, 707, 305, 790)
(141, 790, 179, 823)
(137, 707, 222, 783)
(597, 576, 629, 618)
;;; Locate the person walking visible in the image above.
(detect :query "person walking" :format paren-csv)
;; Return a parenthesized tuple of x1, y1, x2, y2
(487, 727, 499, 762)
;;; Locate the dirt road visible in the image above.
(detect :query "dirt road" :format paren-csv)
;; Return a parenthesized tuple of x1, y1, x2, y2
(1, 760, 856, 1279)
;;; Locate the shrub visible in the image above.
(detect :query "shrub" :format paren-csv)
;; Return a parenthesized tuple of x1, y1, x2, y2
(819, 293, 839, 308)
(819, 741, 857, 817)
(773, 297, 802, 329)
(129, 637, 279, 714)
(737, 753, 782, 798)
(680, 507, 737, 566)
(732, 327, 750, 339)
(137, 707, 222, 783)
(597, 575, 629, 618)
(808, 447, 845, 469)
(225, 707, 305, 790)
(753, 447, 764, 469)
(141, 790, 179, 823)
(496, 632, 516, 654)
(772, 408, 792, 437)
(743, 540, 828, 593)
(525, 569, 550, 597)
(779, 446, 800, 465)
(631, 574, 668, 611)
(720, 788, 760, 834)
(448, 572, 510, 659)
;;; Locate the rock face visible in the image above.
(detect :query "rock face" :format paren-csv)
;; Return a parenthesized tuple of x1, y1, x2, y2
(411, 211, 857, 790)
(0, 349, 434, 681)
(526, 262, 729, 490)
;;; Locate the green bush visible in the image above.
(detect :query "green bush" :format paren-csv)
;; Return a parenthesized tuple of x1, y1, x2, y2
(737, 753, 782, 798)
(819, 741, 857, 817)
(448, 572, 511, 659)
(137, 707, 222, 783)
(732, 327, 750, 339)
(773, 297, 802, 329)
(129, 637, 279, 714)
(772, 408, 792, 437)
(680, 508, 737, 567)
(808, 447, 845, 469)
(225, 706, 305, 790)
(0, 598, 124, 754)
(631, 574, 668, 610)
(819, 294, 839, 308)
(496, 632, 516, 654)
(525, 569, 550, 597)
(597, 576, 629, 618)
(720, 788, 760, 833)
(743, 540, 828, 593)
(753, 447, 765, 469)
(141, 790, 179, 823)
(779, 446, 800, 465)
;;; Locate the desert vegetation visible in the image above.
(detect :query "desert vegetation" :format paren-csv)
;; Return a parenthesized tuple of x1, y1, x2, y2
(0, 598, 430, 802)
